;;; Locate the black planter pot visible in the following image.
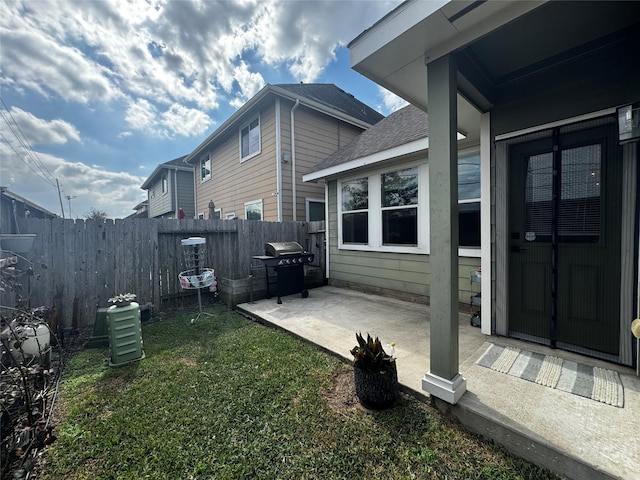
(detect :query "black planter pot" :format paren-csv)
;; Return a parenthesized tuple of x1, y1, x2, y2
(353, 362, 398, 410)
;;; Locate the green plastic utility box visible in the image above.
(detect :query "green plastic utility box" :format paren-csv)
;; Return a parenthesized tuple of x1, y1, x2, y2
(107, 302, 145, 366)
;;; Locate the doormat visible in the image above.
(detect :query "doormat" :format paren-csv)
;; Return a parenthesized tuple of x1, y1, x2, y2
(476, 344, 624, 407)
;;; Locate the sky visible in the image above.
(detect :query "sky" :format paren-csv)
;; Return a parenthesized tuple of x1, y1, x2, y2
(0, 0, 412, 220)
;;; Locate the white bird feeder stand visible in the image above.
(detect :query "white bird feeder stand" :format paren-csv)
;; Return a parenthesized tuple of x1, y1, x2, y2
(178, 237, 215, 323)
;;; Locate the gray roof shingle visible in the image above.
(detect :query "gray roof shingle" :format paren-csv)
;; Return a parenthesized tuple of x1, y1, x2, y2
(275, 83, 384, 125)
(307, 104, 428, 175)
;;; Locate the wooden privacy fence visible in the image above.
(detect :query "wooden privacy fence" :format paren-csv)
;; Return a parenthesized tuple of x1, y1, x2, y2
(1, 218, 325, 328)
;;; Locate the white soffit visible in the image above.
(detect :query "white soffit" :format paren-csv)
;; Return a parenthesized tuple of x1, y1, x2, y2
(349, 0, 548, 109)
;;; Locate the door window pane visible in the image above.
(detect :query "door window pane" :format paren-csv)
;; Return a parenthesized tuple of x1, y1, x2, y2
(559, 144, 600, 240)
(525, 152, 553, 237)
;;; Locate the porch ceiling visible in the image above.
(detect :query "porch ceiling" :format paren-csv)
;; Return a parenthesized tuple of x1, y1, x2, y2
(350, 0, 640, 140)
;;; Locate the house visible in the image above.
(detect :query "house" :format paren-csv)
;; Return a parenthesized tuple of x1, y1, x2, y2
(183, 84, 384, 221)
(304, 104, 481, 307)
(140, 155, 195, 219)
(317, 0, 639, 404)
(0, 186, 58, 234)
(126, 200, 149, 219)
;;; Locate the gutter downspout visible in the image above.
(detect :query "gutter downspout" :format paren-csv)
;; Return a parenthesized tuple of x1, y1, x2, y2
(290, 99, 300, 221)
(276, 98, 283, 221)
(192, 163, 198, 219)
(173, 167, 179, 218)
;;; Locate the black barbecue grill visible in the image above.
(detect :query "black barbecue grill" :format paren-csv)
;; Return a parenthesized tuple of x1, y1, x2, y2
(253, 241, 314, 304)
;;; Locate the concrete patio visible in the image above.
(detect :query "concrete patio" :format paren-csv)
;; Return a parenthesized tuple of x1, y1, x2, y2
(236, 286, 640, 480)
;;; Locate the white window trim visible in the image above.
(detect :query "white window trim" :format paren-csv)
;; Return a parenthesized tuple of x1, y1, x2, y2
(200, 154, 211, 183)
(306, 197, 325, 222)
(213, 207, 222, 219)
(244, 199, 263, 220)
(239, 114, 261, 163)
(197, 212, 205, 219)
(161, 173, 168, 195)
(338, 160, 429, 254)
(225, 212, 237, 220)
(336, 150, 482, 258)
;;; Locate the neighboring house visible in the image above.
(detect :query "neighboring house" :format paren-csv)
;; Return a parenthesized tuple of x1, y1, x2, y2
(140, 156, 195, 219)
(304, 104, 481, 307)
(183, 84, 384, 222)
(126, 200, 149, 219)
(340, 0, 639, 403)
(0, 186, 58, 234)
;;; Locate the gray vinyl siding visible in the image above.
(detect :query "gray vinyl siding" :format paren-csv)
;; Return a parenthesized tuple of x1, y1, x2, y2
(146, 168, 194, 219)
(175, 169, 195, 218)
(327, 179, 480, 305)
(147, 176, 172, 218)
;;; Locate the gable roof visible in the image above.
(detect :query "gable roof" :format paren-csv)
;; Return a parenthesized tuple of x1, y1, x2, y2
(184, 83, 384, 165)
(0, 186, 58, 218)
(274, 84, 384, 125)
(140, 155, 190, 190)
(304, 104, 428, 181)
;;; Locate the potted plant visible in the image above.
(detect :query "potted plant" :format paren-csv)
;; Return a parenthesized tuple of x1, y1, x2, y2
(108, 293, 137, 308)
(350, 332, 398, 410)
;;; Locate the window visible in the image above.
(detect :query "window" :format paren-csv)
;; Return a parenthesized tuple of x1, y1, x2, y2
(211, 208, 222, 220)
(381, 167, 418, 245)
(306, 199, 325, 221)
(161, 174, 168, 194)
(245, 200, 263, 220)
(200, 155, 211, 182)
(240, 115, 260, 161)
(458, 152, 481, 247)
(338, 155, 481, 255)
(341, 178, 368, 244)
(197, 212, 205, 219)
(225, 212, 237, 220)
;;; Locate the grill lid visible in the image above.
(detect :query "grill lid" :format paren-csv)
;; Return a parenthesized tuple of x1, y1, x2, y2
(265, 241, 305, 257)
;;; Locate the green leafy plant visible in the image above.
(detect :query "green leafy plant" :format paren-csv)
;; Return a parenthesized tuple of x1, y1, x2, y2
(350, 332, 395, 372)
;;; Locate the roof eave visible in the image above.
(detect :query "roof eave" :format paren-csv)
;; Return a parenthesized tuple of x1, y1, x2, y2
(303, 137, 429, 182)
(140, 163, 192, 190)
(184, 84, 380, 165)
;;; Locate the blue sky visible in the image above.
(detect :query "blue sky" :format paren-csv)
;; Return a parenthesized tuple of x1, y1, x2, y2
(0, 0, 410, 219)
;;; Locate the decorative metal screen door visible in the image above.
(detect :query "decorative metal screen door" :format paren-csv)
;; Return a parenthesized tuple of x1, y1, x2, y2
(508, 119, 622, 355)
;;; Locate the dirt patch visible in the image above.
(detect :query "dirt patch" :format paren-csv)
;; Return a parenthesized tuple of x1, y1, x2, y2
(324, 367, 359, 412)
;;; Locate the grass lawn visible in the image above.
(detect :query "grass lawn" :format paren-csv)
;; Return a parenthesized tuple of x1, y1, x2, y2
(37, 304, 559, 480)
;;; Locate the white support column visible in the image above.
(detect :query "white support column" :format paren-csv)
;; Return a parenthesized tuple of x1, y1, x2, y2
(422, 54, 467, 404)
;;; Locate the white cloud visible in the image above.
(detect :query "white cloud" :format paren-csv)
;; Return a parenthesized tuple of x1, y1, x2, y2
(1, 0, 400, 116)
(125, 99, 213, 138)
(377, 87, 409, 114)
(0, 142, 146, 219)
(1, 107, 81, 145)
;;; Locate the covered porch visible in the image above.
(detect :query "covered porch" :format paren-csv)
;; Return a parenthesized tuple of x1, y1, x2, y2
(237, 287, 640, 480)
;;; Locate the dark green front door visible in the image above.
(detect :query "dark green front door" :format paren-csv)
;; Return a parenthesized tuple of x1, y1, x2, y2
(508, 120, 622, 355)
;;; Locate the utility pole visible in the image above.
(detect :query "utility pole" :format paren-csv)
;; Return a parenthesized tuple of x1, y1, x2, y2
(56, 178, 65, 218)
(66, 195, 77, 219)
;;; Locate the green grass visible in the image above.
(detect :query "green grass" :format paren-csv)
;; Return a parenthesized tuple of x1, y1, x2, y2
(40, 305, 559, 480)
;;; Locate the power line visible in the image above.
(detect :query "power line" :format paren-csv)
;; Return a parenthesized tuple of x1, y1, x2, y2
(0, 97, 57, 186)
(0, 132, 56, 187)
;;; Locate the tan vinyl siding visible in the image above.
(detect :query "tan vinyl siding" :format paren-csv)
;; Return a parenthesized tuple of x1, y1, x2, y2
(195, 96, 370, 222)
(283, 103, 364, 221)
(327, 180, 480, 305)
(196, 104, 279, 220)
